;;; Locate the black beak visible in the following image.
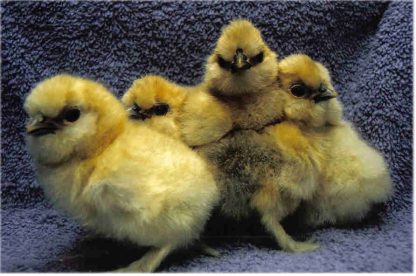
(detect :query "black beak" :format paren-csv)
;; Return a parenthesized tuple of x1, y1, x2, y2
(26, 118, 60, 136)
(128, 107, 151, 120)
(231, 48, 251, 73)
(314, 86, 337, 103)
(130, 112, 150, 120)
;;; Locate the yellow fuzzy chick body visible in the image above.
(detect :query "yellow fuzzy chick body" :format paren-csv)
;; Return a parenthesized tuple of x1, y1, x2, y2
(275, 54, 392, 227)
(303, 120, 392, 227)
(25, 74, 219, 272)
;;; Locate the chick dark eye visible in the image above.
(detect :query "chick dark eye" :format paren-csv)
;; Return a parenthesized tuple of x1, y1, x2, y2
(63, 108, 80, 122)
(249, 52, 264, 66)
(290, 84, 310, 98)
(153, 103, 170, 116)
(217, 55, 231, 70)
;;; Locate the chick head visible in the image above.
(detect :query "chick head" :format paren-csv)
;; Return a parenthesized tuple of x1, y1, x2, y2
(121, 75, 187, 138)
(25, 74, 126, 165)
(278, 54, 342, 127)
(204, 19, 278, 96)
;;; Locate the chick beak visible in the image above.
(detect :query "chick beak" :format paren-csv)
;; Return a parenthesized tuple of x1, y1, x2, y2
(127, 107, 151, 120)
(314, 86, 338, 103)
(26, 117, 60, 136)
(131, 112, 151, 120)
(232, 48, 251, 73)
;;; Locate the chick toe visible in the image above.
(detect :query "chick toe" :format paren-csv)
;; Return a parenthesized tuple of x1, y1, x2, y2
(112, 245, 172, 272)
(284, 240, 320, 253)
(198, 242, 221, 257)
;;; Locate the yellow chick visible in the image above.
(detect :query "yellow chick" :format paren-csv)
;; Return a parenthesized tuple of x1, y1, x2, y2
(274, 54, 392, 227)
(24, 74, 219, 272)
(201, 19, 283, 130)
(122, 75, 233, 146)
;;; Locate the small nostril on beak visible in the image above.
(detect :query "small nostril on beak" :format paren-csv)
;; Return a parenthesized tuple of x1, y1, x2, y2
(232, 48, 251, 72)
(318, 84, 327, 94)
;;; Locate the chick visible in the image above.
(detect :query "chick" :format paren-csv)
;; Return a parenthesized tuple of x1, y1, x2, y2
(201, 19, 283, 130)
(122, 75, 233, 146)
(24, 74, 219, 272)
(274, 54, 392, 227)
(197, 109, 323, 253)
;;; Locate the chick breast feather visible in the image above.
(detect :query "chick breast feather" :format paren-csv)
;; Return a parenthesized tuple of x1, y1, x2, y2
(300, 120, 393, 227)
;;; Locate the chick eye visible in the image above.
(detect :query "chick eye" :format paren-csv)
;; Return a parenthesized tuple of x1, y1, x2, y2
(152, 103, 170, 116)
(63, 108, 80, 122)
(217, 55, 231, 70)
(249, 52, 264, 66)
(290, 83, 310, 98)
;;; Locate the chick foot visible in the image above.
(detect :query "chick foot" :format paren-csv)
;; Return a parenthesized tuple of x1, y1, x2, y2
(260, 211, 319, 253)
(112, 245, 172, 272)
(198, 242, 221, 257)
(283, 239, 320, 253)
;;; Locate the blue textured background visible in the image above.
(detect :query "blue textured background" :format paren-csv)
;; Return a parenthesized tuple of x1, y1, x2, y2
(1, 1, 412, 272)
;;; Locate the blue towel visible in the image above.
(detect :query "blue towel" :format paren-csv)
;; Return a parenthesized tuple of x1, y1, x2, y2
(1, 1, 412, 272)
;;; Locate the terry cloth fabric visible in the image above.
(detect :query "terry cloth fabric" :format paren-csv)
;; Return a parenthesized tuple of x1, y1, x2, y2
(1, 1, 412, 272)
